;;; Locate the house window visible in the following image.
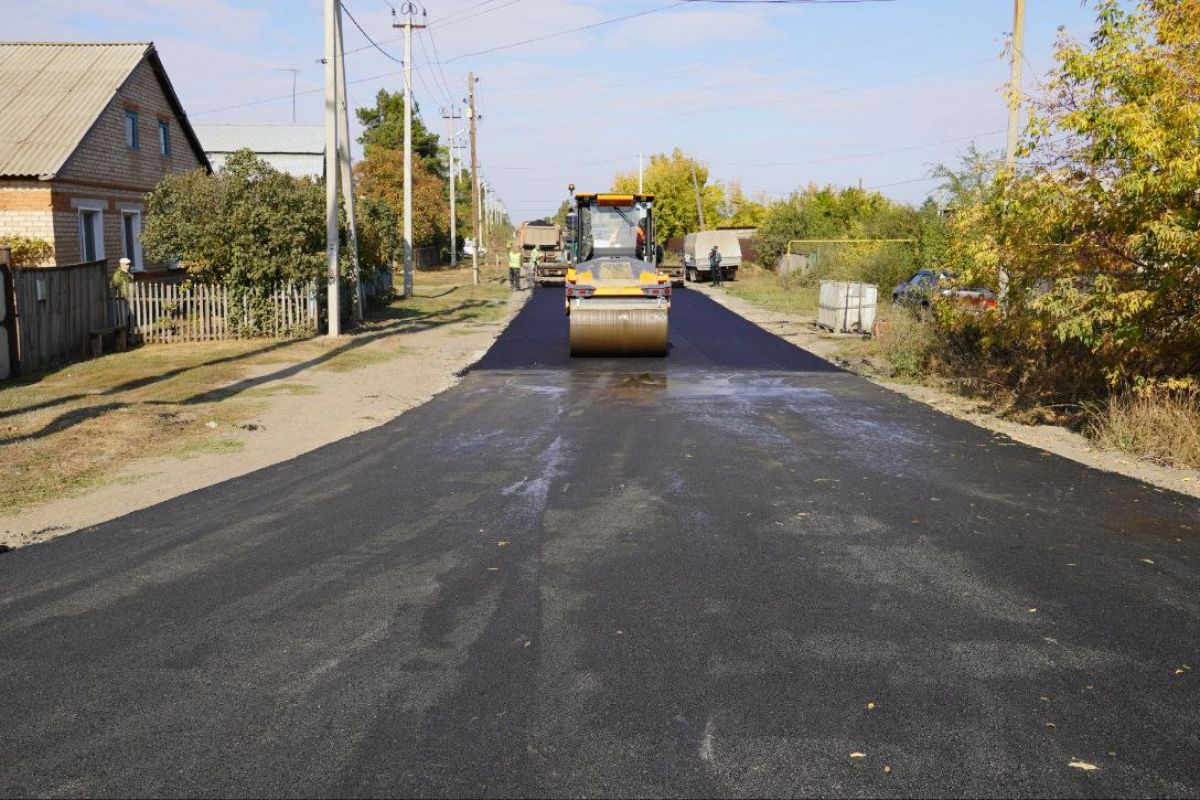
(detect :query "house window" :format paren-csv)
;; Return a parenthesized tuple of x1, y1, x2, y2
(159, 120, 170, 156)
(121, 211, 143, 271)
(125, 110, 139, 149)
(78, 209, 104, 263)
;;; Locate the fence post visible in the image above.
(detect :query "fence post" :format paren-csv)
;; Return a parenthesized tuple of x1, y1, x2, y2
(1, 245, 19, 377)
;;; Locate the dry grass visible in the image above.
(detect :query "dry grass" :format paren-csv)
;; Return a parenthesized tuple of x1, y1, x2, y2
(1088, 393, 1200, 470)
(834, 306, 936, 382)
(0, 267, 512, 512)
(723, 264, 820, 317)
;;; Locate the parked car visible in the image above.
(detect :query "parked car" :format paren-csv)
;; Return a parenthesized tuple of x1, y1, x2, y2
(462, 238, 488, 258)
(892, 270, 996, 309)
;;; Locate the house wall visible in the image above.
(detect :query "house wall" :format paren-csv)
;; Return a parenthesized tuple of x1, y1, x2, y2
(0, 59, 204, 276)
(0, 182, 56, 264)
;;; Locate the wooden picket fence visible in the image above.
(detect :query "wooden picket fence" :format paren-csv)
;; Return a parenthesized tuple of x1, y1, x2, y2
(120, 281, 317, 344)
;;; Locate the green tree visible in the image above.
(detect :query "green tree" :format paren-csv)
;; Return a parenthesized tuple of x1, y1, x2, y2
(946, 0, 1200, 392)
(356, 89, 445, 179)
(718, 182, 766, 229)
(611, 148, 722, 241)
(754, 185, 930, 288)
(355, 148, 449, 252)
(141, 150, 328, 287)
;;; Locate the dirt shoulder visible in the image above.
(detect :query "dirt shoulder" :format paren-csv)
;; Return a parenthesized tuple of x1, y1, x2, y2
(693, 282, 1200, 499)
(0, 269, 528, 549)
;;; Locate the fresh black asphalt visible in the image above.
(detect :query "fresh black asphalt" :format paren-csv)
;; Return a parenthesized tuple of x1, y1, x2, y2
(1, 287, 1197, 798)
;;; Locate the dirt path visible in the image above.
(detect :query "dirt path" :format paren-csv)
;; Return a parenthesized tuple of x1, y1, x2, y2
(693, 283, 1200, 499)
(0, 286, 530, 549)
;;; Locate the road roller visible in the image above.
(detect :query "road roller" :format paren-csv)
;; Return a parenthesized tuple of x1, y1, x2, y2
(564, 191, 671, 356)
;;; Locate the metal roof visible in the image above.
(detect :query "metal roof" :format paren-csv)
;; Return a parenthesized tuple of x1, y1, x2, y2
(194, 124, 325, 156)
(206, 150, 325, 180)
(0, 41, 209, 178)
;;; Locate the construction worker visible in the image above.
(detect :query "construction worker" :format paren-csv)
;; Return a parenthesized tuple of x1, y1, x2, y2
(507, 247, 521, 290)
(527, 248, 540, 290)
(709, 245, 723, 287)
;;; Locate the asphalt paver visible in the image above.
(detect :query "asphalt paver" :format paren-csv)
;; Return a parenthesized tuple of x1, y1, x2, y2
(1, 287, 1197, 797)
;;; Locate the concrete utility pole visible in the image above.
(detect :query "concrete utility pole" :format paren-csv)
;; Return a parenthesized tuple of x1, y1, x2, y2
(1005, 0, 1027, 170)
(690, 162, 706, 232)
(323, 0, 340, 336)
(1001, 0, 1026, 300)
(334, 11, 362, 321)
(393, 4, 425, 299)
(442, 107, 461, 266)
(466, 72, 481, 286)
(277, 68, 300, 123)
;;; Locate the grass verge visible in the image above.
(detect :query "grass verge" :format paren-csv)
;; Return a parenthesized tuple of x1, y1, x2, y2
(0, 266, 514, 513)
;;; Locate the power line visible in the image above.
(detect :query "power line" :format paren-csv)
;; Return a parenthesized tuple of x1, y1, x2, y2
(339, 1, 404, 64)
(708, 130, 1006, 168)
(440, 2, 689, 64)
(416, 28, 456, 106)
(192, 67, 403, 115)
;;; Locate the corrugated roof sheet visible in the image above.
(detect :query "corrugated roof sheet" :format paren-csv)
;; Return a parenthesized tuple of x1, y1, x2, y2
(194, 124, 325, 156)
(207, 150, 325, 179)
(0, 42, 150, 177)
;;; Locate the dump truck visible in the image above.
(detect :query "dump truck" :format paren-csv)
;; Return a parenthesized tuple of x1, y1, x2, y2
(565, 192, 670, 356)
(682, 229, 744, 282)
(519, 220, 566, 285)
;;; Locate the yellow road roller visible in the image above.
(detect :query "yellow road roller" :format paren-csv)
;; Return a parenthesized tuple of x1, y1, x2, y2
(564, 192, 671, 356)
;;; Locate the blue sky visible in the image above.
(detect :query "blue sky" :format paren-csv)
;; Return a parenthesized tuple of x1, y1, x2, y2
(6, 0, 1112, 220)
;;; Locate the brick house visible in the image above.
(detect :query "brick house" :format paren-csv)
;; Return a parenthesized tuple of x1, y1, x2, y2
(0, 42, 209, 276)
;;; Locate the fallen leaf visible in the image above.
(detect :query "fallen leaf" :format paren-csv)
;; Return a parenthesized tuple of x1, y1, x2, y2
(866, 702, 876, 711)
(497, 541, 510, 547)
(1045, 722, 1056, 730)
(849, 752, 866, 759)
(1068, 760, 1098, 771)
(1141, 558, 1155, 565)
(486, 567, 499, 572)
(1028, 608, 1038, 613)
(882, 765, 892, 774)
(615, 630, 624, 635)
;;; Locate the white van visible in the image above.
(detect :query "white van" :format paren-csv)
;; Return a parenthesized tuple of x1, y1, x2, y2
(682, 230, 744, 282)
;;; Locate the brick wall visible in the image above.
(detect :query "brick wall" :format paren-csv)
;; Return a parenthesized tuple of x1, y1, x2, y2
(8, 57, 208, 274)
(0, 183, 56, 264)
(58, 59, 203, 191)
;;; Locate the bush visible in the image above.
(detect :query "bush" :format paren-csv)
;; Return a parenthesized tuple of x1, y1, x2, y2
(873, 310, 936, 380)
(1, 235, 54, 266)
(142, 150, 330, 289)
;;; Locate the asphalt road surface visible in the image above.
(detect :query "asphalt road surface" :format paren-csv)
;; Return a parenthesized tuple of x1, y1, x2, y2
(2, 287, 1198, 798)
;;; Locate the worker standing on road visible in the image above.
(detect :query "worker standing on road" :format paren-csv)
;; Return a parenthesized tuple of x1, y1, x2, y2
(709, 245, 723, 287)
(508, 247, 522, 290)
(527, 249, 540, 291)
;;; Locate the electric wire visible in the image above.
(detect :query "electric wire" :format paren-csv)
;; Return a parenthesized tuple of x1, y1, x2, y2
(339, 1, 404, 64)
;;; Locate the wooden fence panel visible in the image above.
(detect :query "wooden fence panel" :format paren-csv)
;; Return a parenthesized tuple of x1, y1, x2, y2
(12, 260, 109, 373)
(121, 280, 316, 344)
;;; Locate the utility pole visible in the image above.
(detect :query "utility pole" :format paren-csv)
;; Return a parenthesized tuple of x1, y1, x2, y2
(334, 10, 362, 321)
(442, 107, 461, 266)
(1001, 0, 1026, 300)
(393, 4, 425, 299)
(466, 72, 481, 286)
(690, 162, 706, 232)
(1005, 0, 1027, 170)
(323, 0, 340, 336)
(277, 68, 300, 123)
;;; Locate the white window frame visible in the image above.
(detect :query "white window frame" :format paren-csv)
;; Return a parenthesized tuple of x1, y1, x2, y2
(72, 198, 106, 263)
(118, 203, 144, 272)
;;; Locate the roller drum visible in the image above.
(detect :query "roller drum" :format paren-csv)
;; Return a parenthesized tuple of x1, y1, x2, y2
(569, 306, 668, 356)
